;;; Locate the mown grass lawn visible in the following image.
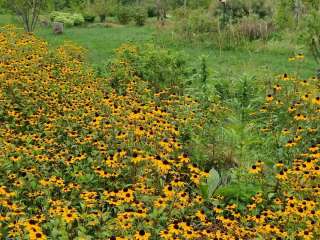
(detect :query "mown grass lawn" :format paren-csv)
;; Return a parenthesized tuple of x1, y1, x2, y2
(37, 25, 155, 66)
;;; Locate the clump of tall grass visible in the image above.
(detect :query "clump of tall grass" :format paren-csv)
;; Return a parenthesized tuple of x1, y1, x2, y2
(168, 8, 274, 50)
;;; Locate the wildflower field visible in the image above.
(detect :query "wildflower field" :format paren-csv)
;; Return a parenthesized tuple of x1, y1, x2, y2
(0, 25, 319, 240)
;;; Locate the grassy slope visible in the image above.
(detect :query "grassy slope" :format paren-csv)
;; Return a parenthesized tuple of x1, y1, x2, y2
(0, 14, 318, 80)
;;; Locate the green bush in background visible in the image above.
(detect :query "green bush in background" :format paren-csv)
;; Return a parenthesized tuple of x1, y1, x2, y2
(146, 4, 157, 18)
(211, 0, 272, 26)
(107, 43, 190, 93)
(273, 0, 294, 30)
(133, 7, 147, 26)
(83, 13, 95, 23)
(174, 9, 219, 43)
(299, 9, 320, 64)
(50, 11, 84, 27)
(91, 0, 107, 22)
(117, 6, 132, 25)
(72, 13, 85, 25)
(0, 0, 7, 14)
(54, 15, 74, 27)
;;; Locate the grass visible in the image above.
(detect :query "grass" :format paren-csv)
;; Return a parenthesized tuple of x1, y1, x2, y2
(37, 25, 155, 66)
(1, 14, 318, 80)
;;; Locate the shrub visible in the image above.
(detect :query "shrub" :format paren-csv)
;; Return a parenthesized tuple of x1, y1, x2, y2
(49, 11, 60, 22)
(54, 15, 74, 27)
(174, 9, 220, 43)
(83, 13, 96, 23)
(133, 7, 147, 26)
(71, 13, 85, 26)
(274, 0, 294, 30)
(147, 5, 157, 17)
(0, 0, 7, 14)
(135, 44, 189, 90)
(117, 6, 132, 25)
(107, 44, 190, 92)
(249, 0, 272, 19)
(173, 7, 189, 19)
(106, 1, 118, 17)
(299, 9, 320, 64)
(212, 0, 273, 26)
(91, 0, 107, 22)
(50, 11, 85, 27)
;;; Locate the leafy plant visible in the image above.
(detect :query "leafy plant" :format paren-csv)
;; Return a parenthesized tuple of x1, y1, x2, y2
(107, 43, 190, 92)
(133, 7, 147, 26)
(299, 9, 320, 64)
(117, 6, 132, 25)
(213, 0, 272, 25)
(200, 168, 221, 200)
(174, 8, 219, 43)
(72, 13, 85, 25)
(50, 11, 84, 26)
(91, 0, 107, 22)
(83, 13, 95, 23)
(274, 0, 295, 30)
(146, 4, 157, 17)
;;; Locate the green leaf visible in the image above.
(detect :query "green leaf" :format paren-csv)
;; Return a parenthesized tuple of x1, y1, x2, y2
(207, 168, 220, 198)
(30, 180, 38, 190)
(199, 168, 221, 200)
(200, 182, 209, 199)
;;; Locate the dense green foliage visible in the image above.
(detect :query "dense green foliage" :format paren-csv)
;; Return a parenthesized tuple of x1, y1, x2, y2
(300, 9, 320, 63)
(50, 11, 84, 26)
(107, 43, 189, 92)
(133, 7, 148, 26)
(116, 6, 132, 24)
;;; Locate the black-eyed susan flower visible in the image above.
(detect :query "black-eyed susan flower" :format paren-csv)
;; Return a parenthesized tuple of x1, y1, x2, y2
(266, 94, 274, 102)
(134, 230, 151, 240)
(249, 165, 261, 174)
(312, 96, 320, 105)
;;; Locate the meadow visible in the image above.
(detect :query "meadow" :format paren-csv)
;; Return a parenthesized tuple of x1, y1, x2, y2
(0, 14, 317, 79)
(0, 1, 320, 239)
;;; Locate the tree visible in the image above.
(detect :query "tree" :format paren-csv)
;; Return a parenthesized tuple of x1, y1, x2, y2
(9, 0, 45, 32)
